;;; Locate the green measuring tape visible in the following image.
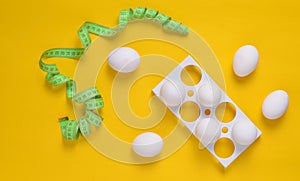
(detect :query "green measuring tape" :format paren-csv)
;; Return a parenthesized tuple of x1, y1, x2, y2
(39, 7, 189, 140)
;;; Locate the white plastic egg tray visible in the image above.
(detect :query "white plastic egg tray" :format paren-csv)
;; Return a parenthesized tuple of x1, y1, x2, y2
(152, 56, 262, 167)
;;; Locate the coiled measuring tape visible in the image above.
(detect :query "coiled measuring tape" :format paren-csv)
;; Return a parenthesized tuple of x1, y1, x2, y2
(39, 7, 189, 140)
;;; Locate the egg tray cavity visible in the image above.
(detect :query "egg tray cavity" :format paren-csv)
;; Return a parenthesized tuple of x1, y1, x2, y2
(152, 56, 262, 168)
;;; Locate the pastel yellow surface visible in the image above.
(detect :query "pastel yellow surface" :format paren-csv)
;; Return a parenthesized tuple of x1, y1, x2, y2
(0, 0, 299, 180)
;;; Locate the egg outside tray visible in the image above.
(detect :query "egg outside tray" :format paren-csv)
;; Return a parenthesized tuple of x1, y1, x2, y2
(152, 56, 262, 168)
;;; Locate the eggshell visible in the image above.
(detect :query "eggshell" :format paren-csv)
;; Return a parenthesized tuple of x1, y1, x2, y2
(132, 132, 164, 157)
(108, 47, 140, 73)
(233, 45, 259, 77)
(232, 120, 257, 145)
(197, 83, 221, 107)
(262, 90, 289, 120)
(160, 80, 185, 107)
(195, 118, 221, 146)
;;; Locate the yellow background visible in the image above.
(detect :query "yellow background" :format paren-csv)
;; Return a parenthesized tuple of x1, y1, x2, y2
(1, 0, 300, 180)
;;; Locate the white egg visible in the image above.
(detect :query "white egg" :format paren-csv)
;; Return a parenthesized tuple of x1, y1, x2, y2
(232, 120, 257, 145)
(108, 47, 140, 73)
(160, 80, 185, 107)
(195, 118, 221, 146)
(132, 132, 164, 157)
(233, 45, 259, 77)
(197, 83, 222, 107)
(262, 90, 289, 120)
